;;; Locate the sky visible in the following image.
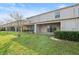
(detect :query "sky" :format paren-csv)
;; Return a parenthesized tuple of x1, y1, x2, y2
(0, 3, 75, 24)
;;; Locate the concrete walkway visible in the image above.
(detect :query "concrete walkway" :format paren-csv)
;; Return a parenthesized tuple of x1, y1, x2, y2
(50, 37, 61, 41)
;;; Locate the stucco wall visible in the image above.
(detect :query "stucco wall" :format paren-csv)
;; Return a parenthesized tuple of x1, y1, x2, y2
(60, 7, 74, 19)
(60, 18, 79, 31)
(76, 18, 79, 31)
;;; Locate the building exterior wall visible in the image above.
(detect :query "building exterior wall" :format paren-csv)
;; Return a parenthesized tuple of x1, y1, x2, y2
(60, 7, 75, 19)
(27, 4, 79, 24)
(26, 4, 79, 33)
(61, 19, 76, 31)
(61, 18, 79, 31)
(75, 18, 79, 31)
(1, 4, 79, 34)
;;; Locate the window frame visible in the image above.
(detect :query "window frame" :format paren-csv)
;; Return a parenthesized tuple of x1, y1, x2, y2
(55, 11, 60, 18)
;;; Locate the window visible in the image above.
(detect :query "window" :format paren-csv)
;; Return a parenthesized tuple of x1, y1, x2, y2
(47, 25, 52, 32)
(47, 25, 57, 32)
(55, 11, 60, 18)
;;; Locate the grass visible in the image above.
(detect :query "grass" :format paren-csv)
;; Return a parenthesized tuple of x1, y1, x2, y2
(0, 31, 79, 55)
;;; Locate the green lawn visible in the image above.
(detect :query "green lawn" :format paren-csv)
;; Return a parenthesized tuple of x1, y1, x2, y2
(0, 31, 79, 55)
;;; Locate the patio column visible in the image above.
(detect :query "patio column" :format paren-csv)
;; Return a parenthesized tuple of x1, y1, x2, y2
(5, 27, 8, 31)
(15, 27, 17, 32)
(20, 26, 23, 32)
(34, 24, 37, 34)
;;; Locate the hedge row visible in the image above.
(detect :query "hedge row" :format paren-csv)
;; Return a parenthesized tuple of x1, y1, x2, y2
(54, 31, 79, 41)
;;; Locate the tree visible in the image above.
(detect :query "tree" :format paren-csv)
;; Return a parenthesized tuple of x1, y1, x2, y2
(9, 11, 24, 37)
(0, 20, 5, 31)
(2, 17, 16, 34)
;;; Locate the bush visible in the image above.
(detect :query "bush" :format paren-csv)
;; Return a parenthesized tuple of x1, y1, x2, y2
(54, 31, 79, 41)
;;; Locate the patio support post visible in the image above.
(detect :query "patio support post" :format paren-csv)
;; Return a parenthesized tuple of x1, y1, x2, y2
(15, 27, 17, 32)
(34, 24, 37, 34)
(5, 27, 8, 31)
(20, 26, 23, 32)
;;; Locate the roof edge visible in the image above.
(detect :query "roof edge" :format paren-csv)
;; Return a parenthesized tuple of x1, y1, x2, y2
(27, 3, 78, 19)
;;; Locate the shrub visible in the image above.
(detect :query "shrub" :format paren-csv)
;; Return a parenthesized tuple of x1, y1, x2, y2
(54, 31, 79, 41)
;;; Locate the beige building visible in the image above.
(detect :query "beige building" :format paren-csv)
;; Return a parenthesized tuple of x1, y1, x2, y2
(1, 4, 79, 34)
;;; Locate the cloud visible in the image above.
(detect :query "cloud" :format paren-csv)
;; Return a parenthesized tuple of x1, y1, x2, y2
(58, 4, 67, 8)
(23, 8, 50, 17)
(0, 4, 49, 16)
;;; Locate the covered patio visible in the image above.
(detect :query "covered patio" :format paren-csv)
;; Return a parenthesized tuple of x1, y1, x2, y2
(36, 22, 61, 34)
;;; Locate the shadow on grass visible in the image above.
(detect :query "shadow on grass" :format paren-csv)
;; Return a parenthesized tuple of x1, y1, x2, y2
(11, 34, 53, 55)
(11, 33, 79, 55)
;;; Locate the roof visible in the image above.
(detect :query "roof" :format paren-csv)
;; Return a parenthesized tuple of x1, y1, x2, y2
(27, 3, 78, 19)
(1, 19, 27, 26)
